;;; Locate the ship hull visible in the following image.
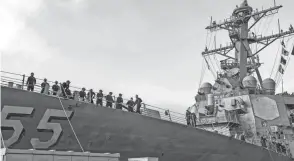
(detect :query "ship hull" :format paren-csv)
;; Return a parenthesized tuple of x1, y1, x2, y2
(1, 87, 291, 161)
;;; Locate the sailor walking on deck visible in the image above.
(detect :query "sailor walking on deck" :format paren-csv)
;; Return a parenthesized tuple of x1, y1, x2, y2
(116, 93, 123, 110)
(26, 72, 36, 91)
(52, 81, 60, 95)
(96, 89, 103, 106)
(134, 95, 142, 114)
(106, 92, 114, 108)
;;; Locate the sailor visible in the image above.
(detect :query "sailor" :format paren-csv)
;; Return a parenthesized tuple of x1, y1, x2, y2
(191, 112, 197, 127)
(87, 89, 95, 103)
(186, 110, 191, 126)
(52, 81, 60, 95)
(240, 132, 246, 141)
(26, 72, 36, 91)
(290, 24, 293, 32)
(290, 111, 294, 123)
(126, 97, 135, 112)
(96, 90, 104, 106)
(281, 143, 287, 154)
(61, 80, 71, 98)
(116, 93, 123, 110)
(40, 78, 49, 94)
(79, 88, 86, 101)
(105, 92, 114, 108)
(276, 141, 282, 153)
(260, 135, 267, 148)
(271, 137, 278, 152)
(134, 95, 142, 114)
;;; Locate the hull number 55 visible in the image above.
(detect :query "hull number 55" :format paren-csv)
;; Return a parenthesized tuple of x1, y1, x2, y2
(1, 106, 73, 149)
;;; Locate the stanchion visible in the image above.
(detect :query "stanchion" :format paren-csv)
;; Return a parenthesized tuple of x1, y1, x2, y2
(22, 74, 25, 89)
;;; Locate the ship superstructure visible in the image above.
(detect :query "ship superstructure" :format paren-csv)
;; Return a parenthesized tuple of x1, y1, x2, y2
(1, 0, 294, 161)
(194, 0, 294, 157)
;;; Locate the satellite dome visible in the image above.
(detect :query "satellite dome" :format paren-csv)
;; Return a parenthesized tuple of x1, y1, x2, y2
(262, 78, 276, 95)
(262, 78, 275, 84)
(201, 82, 212, 88)
(242, 75, 257, 89)
(200, 82, 212, 94)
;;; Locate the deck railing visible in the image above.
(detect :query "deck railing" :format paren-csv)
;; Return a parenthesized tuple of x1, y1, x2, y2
(0, 70, 245, 135)
(0, 71, 258, 132)
(0, 71, 187, 125)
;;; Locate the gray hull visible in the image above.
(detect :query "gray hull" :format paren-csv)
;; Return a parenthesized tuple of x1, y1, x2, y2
(1, 87, 290, 161)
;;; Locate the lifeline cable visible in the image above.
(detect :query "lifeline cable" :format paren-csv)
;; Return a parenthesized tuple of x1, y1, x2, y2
(205, 27, 218, 79)
(267, 148, 275, 161)
(198, 58, 206, 89)
(212, 32, 221, 71)
(58, 85, 85, 152)
(206, 56, 217, 79)
(264, 15, 275, 37)
(0, 130, 6, 149)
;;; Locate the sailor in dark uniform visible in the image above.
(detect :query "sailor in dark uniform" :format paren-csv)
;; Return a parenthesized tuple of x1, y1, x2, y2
(61, 80, 71, 98)
(240, 132, 246, 141)
(87, 89, 95, 103)
(126, 97, 135, 112)
(191, 112, 197, 127)
(106, 92, 114, 108)
(79, 88, 86, 101)
(26, 72, 36, 91)
(116, 93, 123, 110)
(260, 135, 267, 148)
(96, 90, 103, 106)
(52, 81, 59, 95)
(40, 78, 49, 94)
(186, 110, 191, 126)
(276, 141, 282, 153)
(290, 112, 294, 123)
(134, 95, 142, 114)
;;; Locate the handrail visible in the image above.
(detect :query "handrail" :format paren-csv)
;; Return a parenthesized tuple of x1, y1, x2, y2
(0, 70, 186, 121)
(1, 71, 24, 76)
(0, 71, 188, 113)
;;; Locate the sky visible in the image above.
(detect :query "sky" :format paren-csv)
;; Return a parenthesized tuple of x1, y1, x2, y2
(1, 0, 294, 113)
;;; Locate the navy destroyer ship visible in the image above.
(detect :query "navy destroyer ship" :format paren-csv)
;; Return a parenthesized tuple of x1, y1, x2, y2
(1, 0, 294, 161)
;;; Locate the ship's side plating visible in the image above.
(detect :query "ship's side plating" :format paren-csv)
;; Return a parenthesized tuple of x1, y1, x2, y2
(1, 86, 291, 161)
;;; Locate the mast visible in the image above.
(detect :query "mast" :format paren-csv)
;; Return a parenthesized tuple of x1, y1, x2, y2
(202, 0, 294, 86)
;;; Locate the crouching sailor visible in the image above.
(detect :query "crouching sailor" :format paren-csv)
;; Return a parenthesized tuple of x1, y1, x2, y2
(52, 81, 60, 95)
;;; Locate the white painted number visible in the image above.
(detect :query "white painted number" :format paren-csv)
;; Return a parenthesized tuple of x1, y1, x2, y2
(30, 109, 73, 149)
(1, 106, 34, 147)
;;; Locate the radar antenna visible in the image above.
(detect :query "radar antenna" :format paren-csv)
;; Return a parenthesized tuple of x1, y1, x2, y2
(202, 0, 294, 87)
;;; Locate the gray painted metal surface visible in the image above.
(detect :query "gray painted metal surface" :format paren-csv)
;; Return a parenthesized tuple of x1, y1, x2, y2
(0, 148, 120, 161)
(1, 86, 291, 161)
